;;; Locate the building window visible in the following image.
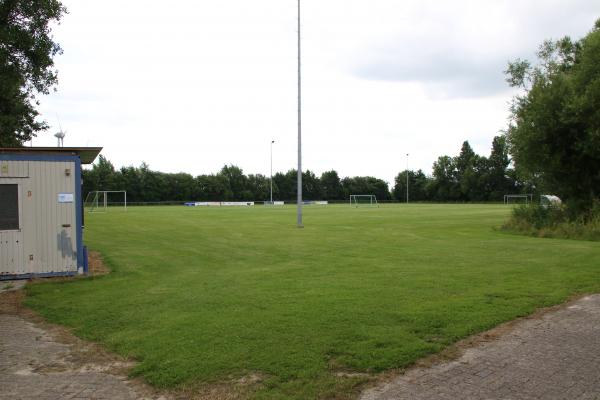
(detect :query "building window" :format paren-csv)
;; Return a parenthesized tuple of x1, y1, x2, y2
(0, 184, 19, 230)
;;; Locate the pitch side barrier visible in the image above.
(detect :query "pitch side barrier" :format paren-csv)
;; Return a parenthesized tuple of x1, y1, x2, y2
(184, 202, 255, 207)
(118, 200, 513, 207)
(183, 201, 330, 207)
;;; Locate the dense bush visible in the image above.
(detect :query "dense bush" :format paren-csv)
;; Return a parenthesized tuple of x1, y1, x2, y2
(503, 203, 600, 241)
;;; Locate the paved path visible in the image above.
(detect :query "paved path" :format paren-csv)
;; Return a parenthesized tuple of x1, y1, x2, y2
(3, 281, 600, 400)
(362, 294, 600, 400)
(0, 282, 165, 400)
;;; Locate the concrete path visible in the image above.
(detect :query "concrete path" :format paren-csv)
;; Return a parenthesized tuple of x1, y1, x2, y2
(362, 294, 600, 400)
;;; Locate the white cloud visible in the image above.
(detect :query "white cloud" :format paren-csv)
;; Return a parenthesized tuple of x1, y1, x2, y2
(35, 0, 600, 187)
(347, 0, 600, 97)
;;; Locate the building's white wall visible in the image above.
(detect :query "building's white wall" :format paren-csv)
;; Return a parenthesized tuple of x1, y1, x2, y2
(0, 160, 29, 178)
(0, 160, 77, 276)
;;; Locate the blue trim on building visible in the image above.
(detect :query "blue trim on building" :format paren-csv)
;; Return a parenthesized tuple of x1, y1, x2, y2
(83, 246, 89, 274)
(74, 156, 83, 269)
(0, 271, 77, 281)
(0, 154, 81, 163)
(1, 152, 86, 277)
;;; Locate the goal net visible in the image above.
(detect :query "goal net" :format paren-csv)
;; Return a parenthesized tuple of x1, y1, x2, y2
(84, 191, 127, 212)
(503, 194, 533, 205)
(350, 194, 378, 207)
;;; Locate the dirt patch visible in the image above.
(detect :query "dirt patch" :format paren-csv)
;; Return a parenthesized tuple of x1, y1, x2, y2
(173, 373, 267, 400)
(89, 250, 111, 275)
(0, 289, 28, 315)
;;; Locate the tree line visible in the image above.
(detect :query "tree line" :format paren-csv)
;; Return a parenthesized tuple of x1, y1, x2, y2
(83, 135, 533, 203)
(82, 158, 392, 203)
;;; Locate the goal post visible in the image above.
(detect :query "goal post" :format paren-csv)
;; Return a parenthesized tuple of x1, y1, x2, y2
(84, 190, 127, 212)
(503, 194, 533, 205)
(349, 194, 378, 207)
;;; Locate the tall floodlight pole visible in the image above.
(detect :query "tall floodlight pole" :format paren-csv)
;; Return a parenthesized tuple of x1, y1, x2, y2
(406, 153, 409, 203)
(297, 0, 303, 228)
(270, 140, 275, 203)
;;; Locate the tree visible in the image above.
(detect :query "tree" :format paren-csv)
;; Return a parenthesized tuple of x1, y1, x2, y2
(430, 155, 459, 201)
(137, 162, 166, 202)
(393, 170, 430, 202)
(486, 135, 514, 200)
(164, 173, 195, 201)
(454, 141, 478, 200)
(219, 165, 247, 201)
(320, 170, 343, 200)
(247, 174, 270, 201)
(506, 20, 600, 212)
(82, 155, 115, 197)
(116, 166, 142, 202)
(341, 176, 391, 201)
(196, 174, 231, 201)
(302, 170, 322, 200)
(0, 0, 67, 146)
(272, 170, 297, 201)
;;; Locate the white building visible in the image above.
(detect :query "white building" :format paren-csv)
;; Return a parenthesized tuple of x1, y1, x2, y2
(0, 147, 102, 279)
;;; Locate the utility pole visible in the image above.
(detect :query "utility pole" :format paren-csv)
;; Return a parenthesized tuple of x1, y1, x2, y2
(270, 140, 275, 204)
(297, 0, 303, 228)
(406, 153, 409, 203)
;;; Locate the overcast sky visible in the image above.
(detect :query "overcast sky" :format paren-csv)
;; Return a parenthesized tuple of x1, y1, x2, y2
(35, 0, 600, 186)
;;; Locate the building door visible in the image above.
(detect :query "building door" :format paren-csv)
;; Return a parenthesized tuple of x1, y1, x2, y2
(0, 183, 24, 275)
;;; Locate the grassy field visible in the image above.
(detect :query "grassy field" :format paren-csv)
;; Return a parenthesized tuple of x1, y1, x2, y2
(25, 204, 600, 399)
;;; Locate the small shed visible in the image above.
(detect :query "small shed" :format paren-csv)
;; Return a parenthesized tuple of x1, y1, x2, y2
(0, 147, 102, 280)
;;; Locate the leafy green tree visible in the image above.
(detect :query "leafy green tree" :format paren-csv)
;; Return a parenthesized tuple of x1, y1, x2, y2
(82, 155, 115, 197)
(116, 166, 142, 202)
(506, 20, 600, 211)
(247, 174, 270, 201)
(302, 170, 322, 200)
(196, 174, 231, 201)
(164, 173, 195, 201)
(461, 155, 489, 201)
(455, 141, 476, 179)
(0, 0, 66, 146)
(486, 135, 514, 200)
(271, 170, 295, 201)
(341, 176, 391, 201)
(393, 170, 430, 201)
(138, 163, 166, 202)
(454, 141, 480, 200)
(320, 170, 343, 200)
(429, 155, 459, 201)
(219, 165, 247, 201)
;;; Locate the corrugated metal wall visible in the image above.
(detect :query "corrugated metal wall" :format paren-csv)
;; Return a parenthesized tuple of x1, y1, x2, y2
(0, 160, 77, 276)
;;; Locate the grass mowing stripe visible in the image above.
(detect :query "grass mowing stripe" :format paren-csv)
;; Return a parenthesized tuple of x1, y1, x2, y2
(25, 204, 600, 399)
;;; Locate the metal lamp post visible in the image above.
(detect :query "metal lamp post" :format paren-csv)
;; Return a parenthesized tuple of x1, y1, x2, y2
(270, 140, 275, 204)
(406, 153, 409, 203)
(297, 0, 303, 228)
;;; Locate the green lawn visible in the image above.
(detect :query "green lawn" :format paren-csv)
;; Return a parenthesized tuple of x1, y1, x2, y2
(25, 204, 600, 399)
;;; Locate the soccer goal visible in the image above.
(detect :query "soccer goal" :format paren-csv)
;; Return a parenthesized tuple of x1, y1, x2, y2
(503, 194, 533, 205)
(84, 190, 127, 212)
(350, 194, 378, 207)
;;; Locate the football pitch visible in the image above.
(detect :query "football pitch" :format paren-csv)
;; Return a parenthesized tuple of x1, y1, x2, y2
(25, 204, 600, 399)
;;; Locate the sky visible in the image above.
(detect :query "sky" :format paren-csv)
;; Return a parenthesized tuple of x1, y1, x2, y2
(35, 0, 600, 186)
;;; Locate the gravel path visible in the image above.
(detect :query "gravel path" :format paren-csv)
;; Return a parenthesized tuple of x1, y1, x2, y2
(361, 294, 600, 400)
